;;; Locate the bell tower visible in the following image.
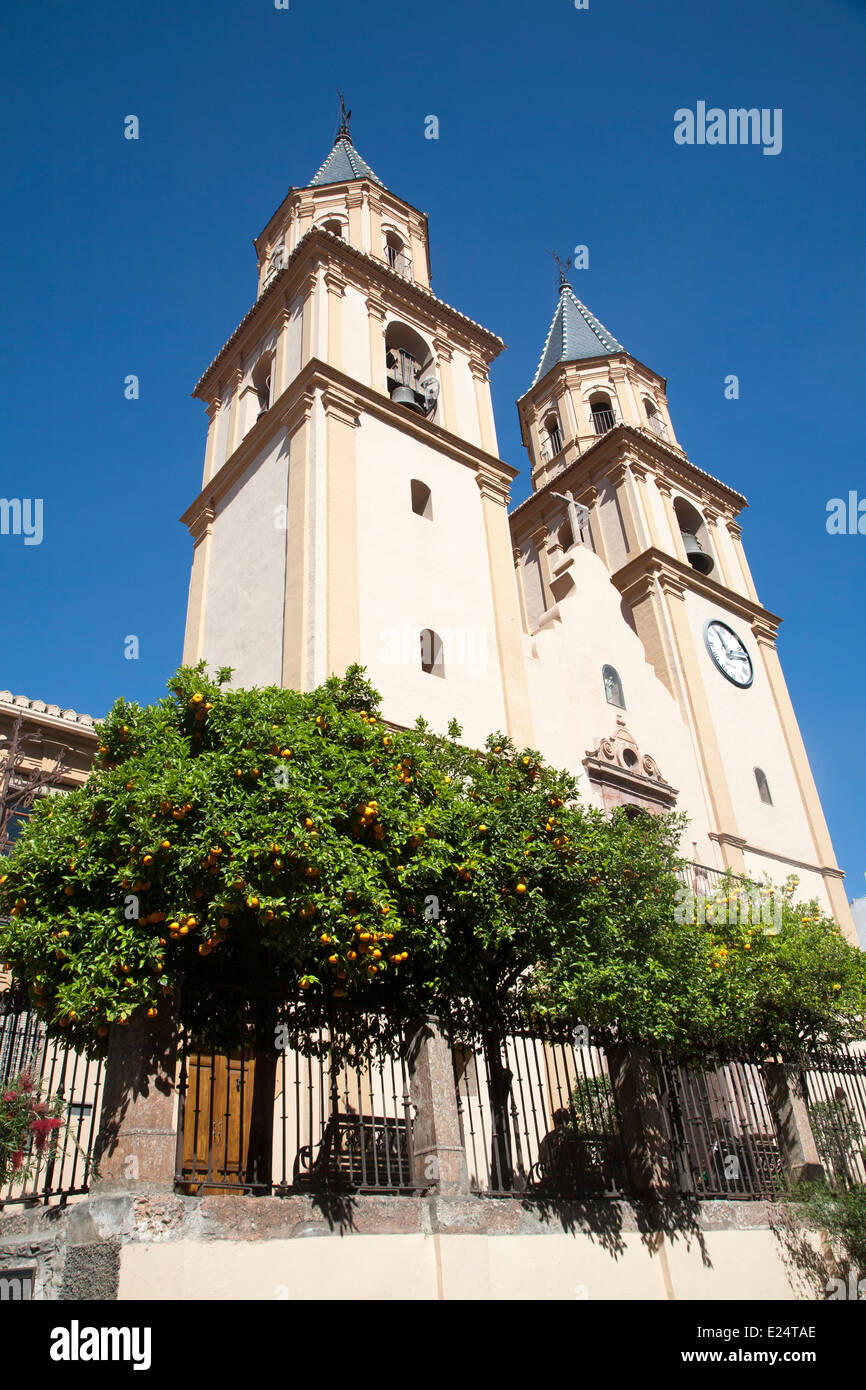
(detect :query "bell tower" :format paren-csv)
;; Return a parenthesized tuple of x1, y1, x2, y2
(511, 273, 854, 935)
(180, 108, 533, 751)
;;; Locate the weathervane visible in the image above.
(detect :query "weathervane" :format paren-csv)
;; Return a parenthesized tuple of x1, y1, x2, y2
(546, 249, 572, 289)
(336, 89, 352, 142)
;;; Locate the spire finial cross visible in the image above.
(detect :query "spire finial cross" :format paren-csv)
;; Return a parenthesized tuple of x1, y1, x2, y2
(336, 90, 352, 143)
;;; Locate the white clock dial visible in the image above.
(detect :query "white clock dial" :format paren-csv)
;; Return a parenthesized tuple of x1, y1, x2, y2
(704, 621, 753, 688)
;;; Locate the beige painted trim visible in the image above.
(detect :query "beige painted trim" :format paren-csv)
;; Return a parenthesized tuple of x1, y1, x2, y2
(469, 358, 496, 454)
(226, 367, 244, 458)
(751, 624, 855, 940)
(433, 338, 456, 436)
(273, 303, 293, 398)
(202, 401, 219, 487)
(478, 471, 535, 748)
(529, 524, 555, 612)
(703, 509, 732, 589)
(181, 507, 215, 664)
(366, 295, 387, 393)
(280, 396, 313, 691)
(323, 388, 362, 678)
(658, 575, 745, 870)
(325, 268, 346, 374)
(300, 270, 318, 365)
(346, 189, 364, 247)
(368, 192, 383, 263)
(727, 521, 760, 604)
(630, 463, 661, 548)
(607, 461, 642, 557)
(512, 546, 531, 634)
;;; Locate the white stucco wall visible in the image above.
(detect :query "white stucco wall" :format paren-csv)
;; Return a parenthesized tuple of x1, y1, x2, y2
(117, 1226, 805, 1302)
(354, 415, 507, 746)
(200, 435, 290, 688)
(683, 592, 819, 869)
(522, 543, 715, 862)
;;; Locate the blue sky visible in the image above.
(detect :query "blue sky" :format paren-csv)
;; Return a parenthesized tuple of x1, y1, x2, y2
(1, 0, 863, 897)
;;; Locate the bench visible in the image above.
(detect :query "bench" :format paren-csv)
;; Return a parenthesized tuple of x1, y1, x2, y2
(293, 1113, 414, 1191)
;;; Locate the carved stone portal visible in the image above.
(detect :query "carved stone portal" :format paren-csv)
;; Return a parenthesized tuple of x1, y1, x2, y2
(583, 717, 678, 815)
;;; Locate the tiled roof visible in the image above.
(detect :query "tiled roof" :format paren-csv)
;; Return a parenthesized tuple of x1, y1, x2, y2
(0, 690, 98, 728)
(532, 281, 624, 387)
(307, 134, 384, 189)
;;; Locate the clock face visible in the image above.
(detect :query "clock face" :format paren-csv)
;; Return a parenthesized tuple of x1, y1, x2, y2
(703, 620, 754, 688)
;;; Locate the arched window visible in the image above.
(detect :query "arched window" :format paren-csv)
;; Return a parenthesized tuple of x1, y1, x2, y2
(384, 231, 413, 281)
(643, 398, 668, 439)
(673, 497, 714, 576)
(411, 480, 433, 519)
(544, 412, 563, 458)
(420, 629, 444, 677)
(755, 768, 773, 805)
(253, 353, 274, 417)
(322, 218, 343, 237)
(589, 393, 616, 435)
(385, 322, 437, 416)
(602, 664, 625, 709)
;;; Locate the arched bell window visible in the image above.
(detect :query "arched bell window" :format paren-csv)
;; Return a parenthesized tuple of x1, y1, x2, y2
(755, 768, 773, 805)
(544, 412, 563, 458)
(253, 353, 274, 417)
(673, 497, 715, 576)
(589, 393, 616, 435)
(602, 664, 625, 709)
(385, 322, 437, 416)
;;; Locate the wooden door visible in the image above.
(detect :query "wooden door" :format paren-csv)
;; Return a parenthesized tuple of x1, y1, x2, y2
(180, 1050, 255, 1193)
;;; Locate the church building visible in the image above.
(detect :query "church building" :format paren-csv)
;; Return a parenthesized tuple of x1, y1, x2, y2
(180, 114, 853, 940)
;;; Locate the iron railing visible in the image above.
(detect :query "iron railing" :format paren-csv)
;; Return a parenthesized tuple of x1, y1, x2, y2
(800, 1043, 866, 1189)
(540, 434, 564, 464)
(175, 1006, 416, 1196)
(591, 409, 617, 435)
(0, 993, 104, 1206)
(451, 1014, 629, 1198)
(386, 248, 414, 281)
(656, 1054, 782, 1198)
(644, 413, 670, 441)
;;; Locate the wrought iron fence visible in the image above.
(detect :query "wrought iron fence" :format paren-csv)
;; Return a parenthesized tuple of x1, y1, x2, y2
(0, 993, 104, 1206)
(451, 1014, 629, 1198)
(175, 1005, 416, 1196)
(655, 1054, 782, 1198)
(800, 1043, 866, 1189)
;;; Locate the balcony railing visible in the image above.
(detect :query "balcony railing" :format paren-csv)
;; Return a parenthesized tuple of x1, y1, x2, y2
(645, 413, 670, 441)
(539, 435, 564, 464)
(591, 409, 617, 435)
(386, 249, 414, 282)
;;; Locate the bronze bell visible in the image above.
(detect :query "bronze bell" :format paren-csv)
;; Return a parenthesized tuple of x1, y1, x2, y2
(681, 531, 715, 575)
(389, 383, 423, 412)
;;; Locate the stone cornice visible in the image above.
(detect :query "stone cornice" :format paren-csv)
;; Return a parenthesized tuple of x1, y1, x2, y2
(194, 228, 505, 401)
(708, 832, 845, 882)
(510, 423, 748, 535)
(254, 178, 430, 257)
(180, 357, 517, 534)
(610, 547, 782, 631)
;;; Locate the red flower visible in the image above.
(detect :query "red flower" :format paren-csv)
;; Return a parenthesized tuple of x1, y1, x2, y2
(29, 1116, 61, 1151)
(11, 1148, 24, 1170)
(19, 1073, 34, 1093)
(2, 1090, 18, 1104)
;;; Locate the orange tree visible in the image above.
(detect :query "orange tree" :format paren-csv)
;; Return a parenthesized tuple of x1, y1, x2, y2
(0, 664, 684, 1051)
(0, 662, 862, 1066)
